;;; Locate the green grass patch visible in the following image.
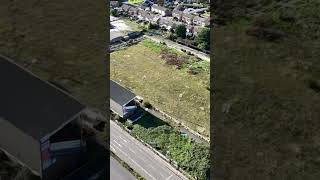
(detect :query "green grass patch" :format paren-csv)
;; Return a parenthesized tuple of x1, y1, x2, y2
(128, 0, 144, 4)
(133, 113, 168, 129)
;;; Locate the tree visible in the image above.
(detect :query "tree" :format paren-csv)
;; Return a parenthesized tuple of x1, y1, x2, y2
(165, 33, 177, 41)
(195, 27, 210, 50)
(111, 9, 118, 17)
(157, 0, 164, 6)
(175, 24, 187, 39)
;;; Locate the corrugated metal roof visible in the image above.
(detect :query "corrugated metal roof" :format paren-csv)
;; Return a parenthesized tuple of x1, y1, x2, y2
(0, 55, 86, 140)
(110, 80, 136, 106)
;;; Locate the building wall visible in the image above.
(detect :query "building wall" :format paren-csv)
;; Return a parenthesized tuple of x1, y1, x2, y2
(0, 118, 41, 175)
(42, 120, 86, 180)
(110, 99, 124, 117)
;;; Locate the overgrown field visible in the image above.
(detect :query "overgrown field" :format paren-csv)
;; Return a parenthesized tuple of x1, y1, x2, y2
(131, 124, 210, 180)
(213, 0, 320, 179)
(110, 40, 210, 137)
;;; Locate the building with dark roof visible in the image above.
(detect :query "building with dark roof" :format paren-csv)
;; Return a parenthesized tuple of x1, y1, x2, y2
(110, 80, 138, 118)
(0, 55, 87, 180)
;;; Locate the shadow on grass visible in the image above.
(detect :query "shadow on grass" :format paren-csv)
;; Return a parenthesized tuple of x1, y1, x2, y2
(133, 112, 168, 129)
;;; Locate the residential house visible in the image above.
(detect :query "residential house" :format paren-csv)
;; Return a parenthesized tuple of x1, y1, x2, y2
(139, 4, 151, 11)
(159, 18, 182, 31)
(128, 6, 139, 18)
(110, 1, 120, 8)
(151, 4, 171, 16)
(182, 13, 194, 25)
(0, 55, 88, 180)
(121, 4, 132, 14)
(110, 80, 138, 119)
(138, 9, 149, 21)
(193, 16, 209, 27)
(172, 9, 183, 21)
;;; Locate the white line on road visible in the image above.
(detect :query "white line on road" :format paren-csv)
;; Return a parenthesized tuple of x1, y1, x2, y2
(166, 175, 173, 180)
(110, 145, 116, 152)
(113, 144, 157, 180)
(119, 136, 128, 143)
(113, 139, 123, 148)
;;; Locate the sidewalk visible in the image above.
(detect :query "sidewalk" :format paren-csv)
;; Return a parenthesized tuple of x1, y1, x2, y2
(144, 35, 210, 62)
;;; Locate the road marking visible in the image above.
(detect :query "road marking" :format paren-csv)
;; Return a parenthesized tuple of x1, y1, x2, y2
(113, 140, 123, 148)
(128, 148, 136, 154)
(119, 136, 128, 143)
(166, 175, 173, 180)
(113, 144, 157, 180)
(110, 145, 116, 152)
(149, 164, 156, 170)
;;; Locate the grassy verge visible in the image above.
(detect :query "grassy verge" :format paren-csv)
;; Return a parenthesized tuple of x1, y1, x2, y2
(110, 40, 210, 137)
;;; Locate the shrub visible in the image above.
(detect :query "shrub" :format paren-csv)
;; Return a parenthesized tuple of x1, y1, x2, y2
(188, 67, 201, 75)
(165, 33, 177, 41)
(131, 124, 210, 180)
(143, 101, 153, 109)
(111, 9, 118, 17)
(195, 27, 210, 50)
(175, 24, 187, 38)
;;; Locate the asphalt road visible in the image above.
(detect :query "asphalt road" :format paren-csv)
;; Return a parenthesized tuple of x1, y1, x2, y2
(110, 156, 136, 180)
(110, 121, 189, 180)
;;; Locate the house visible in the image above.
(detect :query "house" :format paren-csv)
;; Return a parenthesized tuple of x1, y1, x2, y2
(110, 80, 138, 119)
(159, 18, 175, 30)
(182, 13, 194, 25)
(110, 1, 120, 8)
(121, 4, 132, 14)
(138, 9, 149, 21)
(145, 13, 159, 24)
(0, 55, 88, 180)
(128, 6, 139, 18)
(151, 4, 171, 16)
(159, 18, 182, 31)
(172, 9, 183, 21)
(139, 4, 151, 11)
(193, 16, 210, 27)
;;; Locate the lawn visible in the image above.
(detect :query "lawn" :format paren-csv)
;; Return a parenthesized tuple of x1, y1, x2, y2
(128, 0, 144, 5)
(110, 40, 210, 137)
(133, 113, 168, 129)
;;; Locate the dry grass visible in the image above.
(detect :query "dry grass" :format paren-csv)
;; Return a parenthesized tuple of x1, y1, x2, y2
(110, 42, 210, 137)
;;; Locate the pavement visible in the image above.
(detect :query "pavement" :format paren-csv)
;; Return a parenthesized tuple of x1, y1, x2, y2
(110, 156, 136, 180)
(110, 121, 189, 180)
(144, 35, 210, 62)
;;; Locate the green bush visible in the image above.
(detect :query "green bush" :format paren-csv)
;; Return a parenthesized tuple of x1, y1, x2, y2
(143, 101, 153, 109)
(131, 125, 210, 179)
